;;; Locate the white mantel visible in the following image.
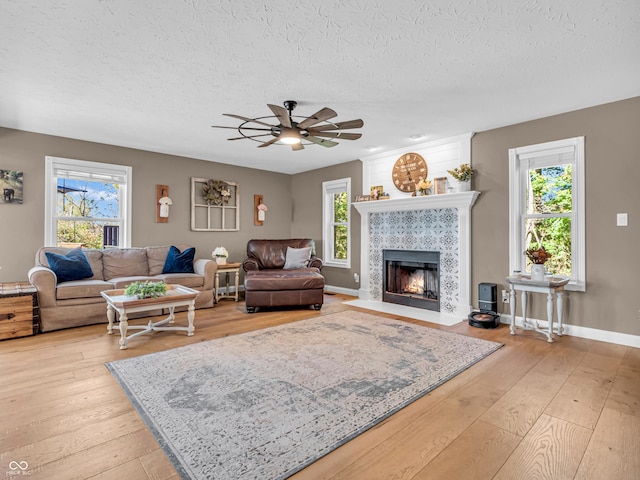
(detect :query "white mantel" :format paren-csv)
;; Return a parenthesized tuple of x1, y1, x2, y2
(352, 191, 480, 214)
(352, 191, 480, 323)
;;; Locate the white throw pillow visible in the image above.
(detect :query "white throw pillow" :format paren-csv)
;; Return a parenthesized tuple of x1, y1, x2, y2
(283, 246, 312, 270)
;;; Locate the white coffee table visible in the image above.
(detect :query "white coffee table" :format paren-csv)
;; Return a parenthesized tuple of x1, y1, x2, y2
(101, 284, 198, 349)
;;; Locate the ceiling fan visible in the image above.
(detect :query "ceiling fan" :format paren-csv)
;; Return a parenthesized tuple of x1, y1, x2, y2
(211, 100, 364, 151)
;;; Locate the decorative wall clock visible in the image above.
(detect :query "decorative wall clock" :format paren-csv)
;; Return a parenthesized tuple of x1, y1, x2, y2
(392, 153, 428, 192)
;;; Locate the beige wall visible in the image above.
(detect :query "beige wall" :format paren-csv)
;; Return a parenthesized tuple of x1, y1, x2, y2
(0, 127, 293, 282)
(291, 160, 362, 291)
(472, 96, 640, 336)
(2, 96, 638, 338)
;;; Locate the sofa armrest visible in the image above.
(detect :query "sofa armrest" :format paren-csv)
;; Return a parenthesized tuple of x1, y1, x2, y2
(28, 266, 58, 307)
(309, 257, 323, 270)
(243, 259, 260, 271)
(194, 258, 217, 290)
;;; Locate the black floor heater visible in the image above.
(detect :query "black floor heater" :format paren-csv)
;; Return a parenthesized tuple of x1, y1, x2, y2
(468, 282, 500, 329)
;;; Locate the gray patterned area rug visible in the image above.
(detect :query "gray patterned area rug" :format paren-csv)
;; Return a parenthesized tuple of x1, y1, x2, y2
(106, 310, 502, 479)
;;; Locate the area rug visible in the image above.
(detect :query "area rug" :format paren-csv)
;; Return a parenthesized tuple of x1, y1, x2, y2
(106, 310, 502, 479)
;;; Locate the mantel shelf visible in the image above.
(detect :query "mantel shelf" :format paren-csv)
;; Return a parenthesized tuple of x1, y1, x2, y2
(353, 191, 480, 214)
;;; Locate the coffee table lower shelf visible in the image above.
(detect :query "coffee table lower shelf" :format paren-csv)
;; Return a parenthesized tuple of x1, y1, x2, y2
(101, 285, 198, 350)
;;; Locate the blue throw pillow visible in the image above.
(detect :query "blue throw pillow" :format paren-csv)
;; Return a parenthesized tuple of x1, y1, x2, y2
(162, 246, 195, 274)
(45, 247, 94, 283)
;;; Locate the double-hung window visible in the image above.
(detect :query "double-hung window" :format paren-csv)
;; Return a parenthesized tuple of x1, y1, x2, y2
(45, 156, 132, 248)
(509, 137, 585, 291)
(322, 178, 351, 268)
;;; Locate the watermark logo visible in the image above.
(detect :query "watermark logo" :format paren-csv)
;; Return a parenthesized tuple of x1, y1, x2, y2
(7, 460, 31, 476)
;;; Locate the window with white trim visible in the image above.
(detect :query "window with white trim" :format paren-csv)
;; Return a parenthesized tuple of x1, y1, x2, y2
(45, 156, 132, 248)
(509, 136, 585, 291)
(322, 178, 351, 268)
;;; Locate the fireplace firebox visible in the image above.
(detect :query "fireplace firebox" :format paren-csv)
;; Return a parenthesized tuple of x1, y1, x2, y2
(383, 250, 440, 312)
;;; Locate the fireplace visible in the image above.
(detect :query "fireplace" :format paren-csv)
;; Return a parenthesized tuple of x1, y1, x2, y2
(383, 249, 440, 312)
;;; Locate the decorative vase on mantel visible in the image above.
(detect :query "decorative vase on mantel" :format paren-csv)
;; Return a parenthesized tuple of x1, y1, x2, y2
(216, 257, 227, 265)
(455, 181, 471, 192)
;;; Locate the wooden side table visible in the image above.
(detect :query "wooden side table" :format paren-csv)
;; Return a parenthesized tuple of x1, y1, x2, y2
(506, 275, 570, 343)
(0, 282, 40, 340)
(215, 262, 241, 302)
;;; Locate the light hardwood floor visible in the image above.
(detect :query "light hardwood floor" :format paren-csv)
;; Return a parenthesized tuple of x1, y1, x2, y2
(1, 294, 639, 479)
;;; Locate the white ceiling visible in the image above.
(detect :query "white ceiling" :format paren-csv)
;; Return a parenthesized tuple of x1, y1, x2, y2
(1, 1, 639, 174)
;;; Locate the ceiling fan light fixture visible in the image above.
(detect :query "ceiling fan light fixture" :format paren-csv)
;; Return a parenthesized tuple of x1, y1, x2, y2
(279, 128, 301, 145)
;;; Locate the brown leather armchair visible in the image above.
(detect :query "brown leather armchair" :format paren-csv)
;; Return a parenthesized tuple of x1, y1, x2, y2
(242, 239, 325, 313)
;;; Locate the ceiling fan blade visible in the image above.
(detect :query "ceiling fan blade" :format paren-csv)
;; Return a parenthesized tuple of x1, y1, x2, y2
(305, 135, 338, 148)
(307, 131, 362, 140)
(227, 134, 274, 141)
(291, 142, 305, 151)
(267, 104, 292, 128)
(257, 137, 280, 148)
(222, 114, 275, 128)
(297, 107, 338, 129)
(212, 125, 272, 131)
(307, 119, 364, 132)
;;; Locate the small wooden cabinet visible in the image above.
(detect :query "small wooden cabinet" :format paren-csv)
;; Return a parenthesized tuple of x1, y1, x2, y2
(0, 282, 40, 340)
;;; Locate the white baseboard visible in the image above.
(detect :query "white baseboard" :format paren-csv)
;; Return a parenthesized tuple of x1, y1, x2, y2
(500, 314, 640, 348)
(324, 285, 360, 297)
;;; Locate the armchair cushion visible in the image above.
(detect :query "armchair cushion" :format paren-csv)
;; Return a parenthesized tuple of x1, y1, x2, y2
(45, 247, 94, 283)
(283, 246, 312, 270)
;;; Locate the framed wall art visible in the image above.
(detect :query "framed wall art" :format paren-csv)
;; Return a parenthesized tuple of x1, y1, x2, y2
(0, 169, 23, 204)
(191, 177, 239, 231)
(433, 177, 447, 195)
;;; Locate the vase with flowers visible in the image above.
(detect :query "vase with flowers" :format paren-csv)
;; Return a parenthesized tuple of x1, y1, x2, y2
(526, 246, 552, 281)
(415, 178, 432, 196)
(212, 246, 229, 265)
(447, 163, 474, 192)
(257, 203, 268, 222)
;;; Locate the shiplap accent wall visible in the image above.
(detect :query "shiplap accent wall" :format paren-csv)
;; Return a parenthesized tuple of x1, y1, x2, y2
(360, 133, 473, 198)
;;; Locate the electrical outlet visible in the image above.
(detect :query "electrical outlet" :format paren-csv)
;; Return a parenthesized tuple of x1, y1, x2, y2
(501, 290, 509, 303)
(354, 273, 360, 283)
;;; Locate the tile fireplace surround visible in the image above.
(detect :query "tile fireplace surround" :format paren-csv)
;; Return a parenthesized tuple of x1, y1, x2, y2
(351, 191, 480, 326)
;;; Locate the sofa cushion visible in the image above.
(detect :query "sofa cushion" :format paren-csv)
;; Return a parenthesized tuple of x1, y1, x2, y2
(45, 247, 94, 283)
(146, 246, 171, 275)
(103, 248, 148, 280)
(163, 246, 195, 274)
(108, 276, 157, 289)
(55, 279, 114, 300)
(244, 269, 325, 291)
(283, 246, 312, 270)
(155, 273, 204, 289)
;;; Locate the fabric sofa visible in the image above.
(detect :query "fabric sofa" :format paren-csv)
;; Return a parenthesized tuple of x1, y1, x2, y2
(242, 239, 325, 313)
(28, 245, 217, 332)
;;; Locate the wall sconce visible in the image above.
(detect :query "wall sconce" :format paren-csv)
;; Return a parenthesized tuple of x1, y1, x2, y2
(156, 184, 173, 223)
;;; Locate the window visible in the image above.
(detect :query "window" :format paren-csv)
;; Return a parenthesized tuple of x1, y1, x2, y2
(45, 156, 132, 248)
(322, 178, 351, 268)
(509, 137, 585, 291)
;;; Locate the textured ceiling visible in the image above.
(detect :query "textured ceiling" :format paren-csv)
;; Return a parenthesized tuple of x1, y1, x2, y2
(1, 1, 639, 174)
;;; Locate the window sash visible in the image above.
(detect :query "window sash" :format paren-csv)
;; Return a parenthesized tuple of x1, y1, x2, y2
(509, 137, 585, 291)
(322, 178, 351, 268)
(45, 156, 132, 248)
